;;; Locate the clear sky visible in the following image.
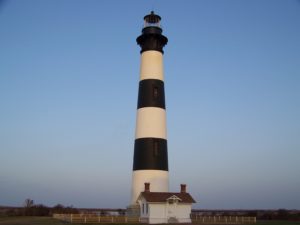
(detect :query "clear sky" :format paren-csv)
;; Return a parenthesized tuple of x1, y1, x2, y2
(0, 0, 300, 209)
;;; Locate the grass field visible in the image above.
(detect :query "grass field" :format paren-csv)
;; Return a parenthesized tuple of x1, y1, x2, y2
(0, 217, 300, 225)
(0, 216, 67, 225)
(256, 221, 300, 225)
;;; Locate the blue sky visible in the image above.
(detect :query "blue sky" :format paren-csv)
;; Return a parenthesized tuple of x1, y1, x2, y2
(0, 0, 299, 209)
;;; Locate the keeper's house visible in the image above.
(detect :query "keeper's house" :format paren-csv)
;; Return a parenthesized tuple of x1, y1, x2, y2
(137, 183, 196, 224)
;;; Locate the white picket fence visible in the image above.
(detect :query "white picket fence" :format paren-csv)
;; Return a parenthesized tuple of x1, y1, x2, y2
(53, 214, 140, 223)
(192, 215, 256, 224)
(53, 213, 256, 224)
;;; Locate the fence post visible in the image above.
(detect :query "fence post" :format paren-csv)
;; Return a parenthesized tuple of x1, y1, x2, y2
(112, 216, 114, 223)
(71, 214, 73, 223)
(85, 216, 87, 223)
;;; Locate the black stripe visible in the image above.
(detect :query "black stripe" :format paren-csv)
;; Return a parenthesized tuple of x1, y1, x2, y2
(133, 138, 168, 171)
(137, 79, 165, 109)
(136, 27, 168, 54)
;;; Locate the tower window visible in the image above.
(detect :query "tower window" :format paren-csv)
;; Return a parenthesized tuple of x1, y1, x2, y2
(153, 140, 159, 157)
(153, 86, 159, 99)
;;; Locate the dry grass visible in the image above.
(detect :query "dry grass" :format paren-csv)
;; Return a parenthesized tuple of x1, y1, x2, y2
(256, 221, 300, 225)
(0, 216, 67, 225)
(0, 216, 141, 225)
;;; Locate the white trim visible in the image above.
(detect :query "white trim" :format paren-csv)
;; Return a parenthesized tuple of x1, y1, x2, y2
(167, 195, 182, 201)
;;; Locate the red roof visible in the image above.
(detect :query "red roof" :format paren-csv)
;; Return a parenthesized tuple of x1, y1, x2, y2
(139, 192, 196, 203)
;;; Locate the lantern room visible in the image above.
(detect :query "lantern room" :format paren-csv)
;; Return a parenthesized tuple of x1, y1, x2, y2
(144, 11, 161, 28)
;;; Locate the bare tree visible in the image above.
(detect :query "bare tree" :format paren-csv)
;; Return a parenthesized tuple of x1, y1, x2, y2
(24, 198, 34, 208)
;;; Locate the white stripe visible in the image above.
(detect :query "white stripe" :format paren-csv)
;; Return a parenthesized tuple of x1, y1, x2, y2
(135, 107, 167, 139)
(131, 170, 169, 205)
(140, 50, 164, 81)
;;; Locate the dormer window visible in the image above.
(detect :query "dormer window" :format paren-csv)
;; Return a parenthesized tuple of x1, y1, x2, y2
(167, 195, 181, 205)
(168, 199, 175, 204)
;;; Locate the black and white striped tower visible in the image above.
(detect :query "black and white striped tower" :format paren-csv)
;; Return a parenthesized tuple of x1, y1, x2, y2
(131, 11, 169, 205)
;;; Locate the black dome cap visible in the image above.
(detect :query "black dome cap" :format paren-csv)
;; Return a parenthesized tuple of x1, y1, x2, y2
(144, 11, 161, 23)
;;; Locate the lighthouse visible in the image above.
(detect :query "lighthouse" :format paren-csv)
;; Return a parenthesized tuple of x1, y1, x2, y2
(127, 12, 196, 223)
(130, 11, 169, 206)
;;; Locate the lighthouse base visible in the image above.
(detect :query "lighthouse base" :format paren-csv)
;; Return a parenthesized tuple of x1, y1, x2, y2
(131, 170, 169, 205)
(126, 204, 140, 218)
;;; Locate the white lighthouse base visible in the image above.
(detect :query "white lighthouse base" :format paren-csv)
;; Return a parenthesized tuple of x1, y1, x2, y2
(131, 170, 169, 205)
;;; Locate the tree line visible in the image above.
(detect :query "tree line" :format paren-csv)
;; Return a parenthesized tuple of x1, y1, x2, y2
(0, 199, 78, 217)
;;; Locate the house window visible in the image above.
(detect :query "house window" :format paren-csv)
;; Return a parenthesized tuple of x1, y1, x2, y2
(146, 203, 149, 214)
(142, 203, 145, 214)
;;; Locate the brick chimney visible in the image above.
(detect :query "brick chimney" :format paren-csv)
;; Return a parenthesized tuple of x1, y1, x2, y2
(144, 182, 150, 192)
(180, 184, 186, 193)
